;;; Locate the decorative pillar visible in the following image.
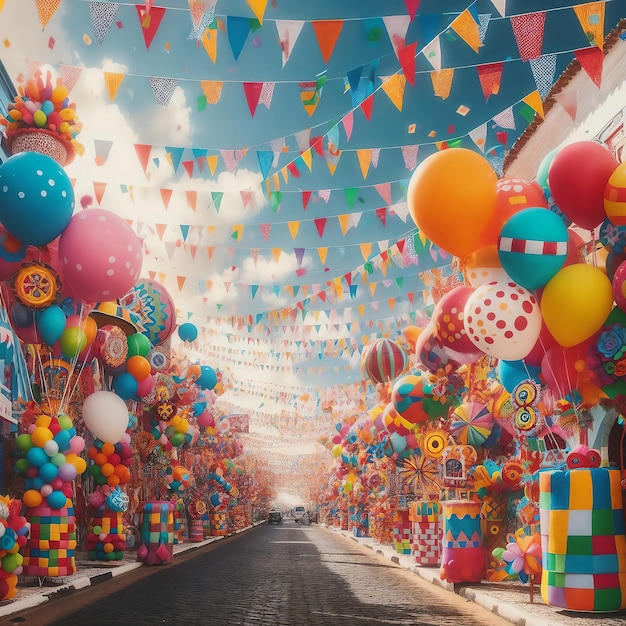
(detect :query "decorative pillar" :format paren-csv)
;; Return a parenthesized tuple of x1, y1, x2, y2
(136, 501, 174, 565)
(393, 508, 412, 554)
(540, 468, 626, 612)
(409, 501, 441, 565)
(440, 500, 485, 583)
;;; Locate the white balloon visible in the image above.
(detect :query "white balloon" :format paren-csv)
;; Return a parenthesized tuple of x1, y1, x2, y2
(82, 391, 129, 444)
(463, 280, 542, 361)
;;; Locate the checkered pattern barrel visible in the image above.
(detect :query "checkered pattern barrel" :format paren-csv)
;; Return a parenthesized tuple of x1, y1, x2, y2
(86, 507, 126, 561)
(22, 505, 77, 577)
(440, 500, 485, 583)
(137, 501, 174, 565)
(540, 468, 626, 612)
(393, 508, 412, 554)
(409, 501, 442, 565)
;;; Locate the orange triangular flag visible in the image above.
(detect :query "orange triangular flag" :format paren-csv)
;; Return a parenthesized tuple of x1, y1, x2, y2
(573, 2, 605, 49)
(155, 224, 167, 240)
(93, 182, 107, 204)
(522, 90, 544, 119)
(134, 144, 152, 173)
(103, 72, 124, 101)
(271, 248, 282, 262)
(356, 149, 372, 179)
(186, 190, 198, 210)
(337, 214, 350, 235)
(200, 80, 223, 104)
(160, 188, 173, 208)
(36, 0, 61, 27)
(312, 20, 344, 64)
(381, 74, 406, 111)
(450, 9, 482, 53)
(360, 242, 372, 262)
(177, 276, 186, 291)
(430, 69, 454, 100)
(317, 247, 328, 264)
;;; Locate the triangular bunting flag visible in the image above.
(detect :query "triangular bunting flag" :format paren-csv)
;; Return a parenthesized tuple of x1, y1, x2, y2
(201, 27, 218, 63)
(422, 37, 441, 72)
(404, 0, 421, 21)
(93, 181, 107, 204)
(136, 5, 166, 50)
(227, 16, 251, 61)
(134, 144, 152, 173)
(573, 2, 605, 49)
(380, 74, 406, 111)
(243, 82, 263, 116)
(200, 80, 223, 104)
(356, 149, 372, 179)
(476, 62, 502, 101)
(275, 20, 304, 67)
(317, 247, 328, 264)
(510, 12, 546, 61)
(103, 72, 124, 101)
(211, 191, 223, 211)
(430, 68, 454, 99)
(529, 55, 557, 99)
(160, 188, 173, 208)
(522, 90, 544, 119)
(149, 77, 178, 106)
(165, 146, 184, 172)
(312, 20, 344, 64)
(382, 15, 410, 58)
(469, 123, 487, 152)
(397, 42, 417, 85)
(450, 8, 482, 53)
(337, 214, 350, 235)
(90, 2, 119, 45)
(288, 221, 300, 240)
(246, 0, 267, 25)
(36, 0, 62, 27)
(361, 93, 374, 121)
(575, 46, 604, 88)
(314, 218, 327, 238)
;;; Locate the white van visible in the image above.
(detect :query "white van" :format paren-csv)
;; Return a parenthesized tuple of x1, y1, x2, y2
(293, 506, 306, 522)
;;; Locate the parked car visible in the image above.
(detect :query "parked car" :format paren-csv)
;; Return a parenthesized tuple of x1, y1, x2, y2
(268, 510, 282, 524)
(293, 506, 306, 522)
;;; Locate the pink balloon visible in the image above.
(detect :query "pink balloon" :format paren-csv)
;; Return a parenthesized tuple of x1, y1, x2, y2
(415, 322, 459, 374)
(548, 141, 619, 230)
(612, 260, 626, 312)
(69, 435, 85, 454)
(198, 410, 215, 428)
(137, 374, 155, 398)
(541, 339, 593, 399)
(58, 209, 142, 303)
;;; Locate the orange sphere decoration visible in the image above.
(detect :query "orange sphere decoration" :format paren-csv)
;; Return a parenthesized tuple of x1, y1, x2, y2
(604, 161, 626, 226)
(408, 148, 498, 257)
(126, 355, 151, 381)
(100, 442, 115, 457)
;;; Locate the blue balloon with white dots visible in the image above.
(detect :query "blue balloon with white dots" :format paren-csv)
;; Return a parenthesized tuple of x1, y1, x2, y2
(0, 151, 75, 246)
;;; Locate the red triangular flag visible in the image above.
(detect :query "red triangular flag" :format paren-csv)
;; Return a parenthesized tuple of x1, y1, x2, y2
(160, 188, 173, 208)
(476, 62, 503, 101)
(310, 136, 325, 158)
(302, 190, 311, 209)
(243, 82, 263, 117)
(376, 207, 387, 226)
(314, 218, 327, 238)
(398, 42, 417, 86)
(287, 161, 301, 178)
(135, 5, 166, 50)
(93, 182, 107, 205)
(574, 47, 604, 88)
(404, 0, 421, 20)
(361, 94, 374, 121)
(134, 144, 152, 173)
(182, 160, 194, 178)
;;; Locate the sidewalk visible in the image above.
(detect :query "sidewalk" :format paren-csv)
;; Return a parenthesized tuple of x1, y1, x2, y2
(329, 527, 626, 626)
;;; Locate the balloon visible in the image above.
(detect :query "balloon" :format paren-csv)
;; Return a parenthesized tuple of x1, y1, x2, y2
(604, 161, 626, 226)
(361, 338, 409, 384)
(497, 360, 541, 393)
(36, 305, 66, 346)
(82, 391, 129, 444)
(126, 355, 151, 381)
(57, 209, 142, 303)
(136, 374, 155, 398)
(391, 374, 430, 425)
(433, 285, 479, 356)
(59, 326, 87, 358)
(178, 322, 198, 342)
(127, 332, 152, 358)
(541, 265, 613, 347)
(523, 321, 558, 367)
(415, 322, 459, 373)
(195, 365, 218, 390)
(548, 141, 619, 230)
(464, 281, 542, 360)
(462, 245, 509, 288)
(498, 208, 569, 290)
(407, 148, 498, 257)
(613, 260, 626, 312)
(535, 148, 559, 189)
(112, 372, 139, 401)
(476, 177, 547, 249)
(125, 280, 176, 346)
(541, 340, 593, 400)
(0, 152, 75, 245)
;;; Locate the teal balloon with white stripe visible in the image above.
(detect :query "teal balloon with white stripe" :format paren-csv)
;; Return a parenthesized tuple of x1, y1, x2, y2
(498, 207, 568, 290)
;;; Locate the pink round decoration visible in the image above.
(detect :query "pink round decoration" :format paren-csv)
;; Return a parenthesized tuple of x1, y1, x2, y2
(612, 260, 626, 313)
(58, 209, 142, 303)
(463, 280, 542, 361)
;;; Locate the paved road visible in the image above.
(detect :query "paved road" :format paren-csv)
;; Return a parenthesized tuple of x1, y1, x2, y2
(4, 522, 513, 626)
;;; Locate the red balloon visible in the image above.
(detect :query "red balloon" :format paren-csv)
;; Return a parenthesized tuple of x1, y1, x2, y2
(415, 323, 459, 374)
(540, 339, 593, 399)
(548, 141, 619, 230)
(476, 177, 547, 249)
(433, 286, 479, 356)
(524, 321, 558, 367)
(361, 338, 408, 385)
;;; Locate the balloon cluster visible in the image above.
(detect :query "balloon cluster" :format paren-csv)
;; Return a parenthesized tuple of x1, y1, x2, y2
(15, 413, 87, 510)
(165, 465, 194, 494)
(0, 71, 82, 146)
(152, 411, 199, 450)
(87, 437, 133, 488)
(0, 496, 29, 600)
(85, 486, 129, 561)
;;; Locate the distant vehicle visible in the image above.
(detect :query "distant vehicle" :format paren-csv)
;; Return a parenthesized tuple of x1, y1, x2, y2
(293, 506, 306, 522)
(268, 510, 282, 524)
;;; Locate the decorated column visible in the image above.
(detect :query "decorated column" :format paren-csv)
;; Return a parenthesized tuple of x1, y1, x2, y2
(540, 467, 626, 611)
(136, 500, 175, 565)
(409, 500, 441, 566)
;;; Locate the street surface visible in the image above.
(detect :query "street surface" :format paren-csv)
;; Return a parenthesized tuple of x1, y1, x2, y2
(3, 521, 513, 625)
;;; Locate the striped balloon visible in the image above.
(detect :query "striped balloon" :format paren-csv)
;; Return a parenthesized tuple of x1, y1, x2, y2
(361, 338, 408, 385)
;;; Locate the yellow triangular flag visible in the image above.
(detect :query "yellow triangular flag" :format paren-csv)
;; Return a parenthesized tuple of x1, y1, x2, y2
(271, 248, 282, 262)
(300, 148, 313, 172)
(202, 27, 218, 63)
(359, 242, 372, 262)
(232, 224, 244, 240)
(523, 90, 544, 119)
(357, 305, 365, 317)
(381, 74, 406, 111)
(272, 172, 280, 191)
(207, 155, 218, 175)
(246, 0, 267, 24)
(103, 72, 124, 101)
(369, 283, 377, 297)
(280, 167, 289, 184)
(288, 221, 300, 240)
(200, 80, 223, 104)
(388, 298, 395, 311)
(337, 214, 350, 235)
(573, 2, 605, 49)
(317, 247, 328, 264)
(430, 69, 454, 100)
(450, 9, 482, 53)
(356, 149, 371, 179)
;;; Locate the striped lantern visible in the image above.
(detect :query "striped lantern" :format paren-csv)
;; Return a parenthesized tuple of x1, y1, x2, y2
(361, 338, 408, 385)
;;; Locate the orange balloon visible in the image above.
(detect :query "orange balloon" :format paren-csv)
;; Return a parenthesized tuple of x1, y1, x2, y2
(403, 325, 422, 347)
(126, 355, 151, 381)
(83, 316, 98, 346)
(408, 148, 498, 257)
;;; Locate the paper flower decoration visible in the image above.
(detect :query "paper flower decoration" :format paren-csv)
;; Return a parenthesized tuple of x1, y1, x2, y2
(501, 530, 542, 583)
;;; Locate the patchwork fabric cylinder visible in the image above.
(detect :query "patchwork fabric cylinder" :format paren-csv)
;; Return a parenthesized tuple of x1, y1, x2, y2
(409, 501, 441, 566)
(189, 519, 204, 542)
(393, 508, 412, 554)
(86, 507, 126, 561)
(211, 512, 228, 536)
(22, 505, 77, 577)
(440, 500, 485, 583)
(540, 468, 626, 612)
(136, 501, 174, 565)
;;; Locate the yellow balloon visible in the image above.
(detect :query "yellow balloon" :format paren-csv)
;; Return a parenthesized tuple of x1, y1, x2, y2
(541, 264, 613, 347)
(331, 444, 343, 458)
